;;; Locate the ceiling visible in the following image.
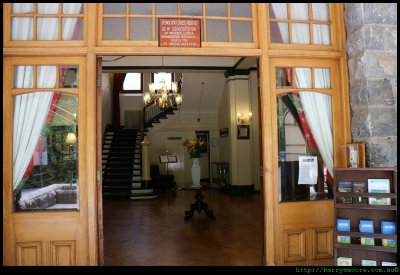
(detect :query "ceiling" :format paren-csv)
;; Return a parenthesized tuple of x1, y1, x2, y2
(101, 55, 258, 115)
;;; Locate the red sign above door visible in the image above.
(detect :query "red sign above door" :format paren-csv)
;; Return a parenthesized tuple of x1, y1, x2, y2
(159, 18, 201, 48)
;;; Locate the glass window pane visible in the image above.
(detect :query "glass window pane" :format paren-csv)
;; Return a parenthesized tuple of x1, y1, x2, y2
(155, 3, 177, 15)
(312, 3, 329, 21)
(295, 68, 312, 89)
(130, 3, 152, 15)
(11, 17, 33, 40)
(14, 66, 33, 88)
(269, 3, 288, 19)
(314, 68, 331, 89)
(62, 18, 83, 40)
(231, 21, 253, 42)
(62, 3, 83, 14)
(206, 3, 227, 17)
(37, 66, 57, 88)
(270, 22, 289, 43)
(130, 18, 152, 41)
(104, 3, 126, 14)
(290, 3, 309, 20)
(292, 23, 310, 44)
(38, 3, 59, 14)
(37, 18, 59, 40)
(13, 92, 79, 211)
(206, 20, 228, 42)
(12, 3, 34, 13)
(230, 3, 251, 18)
(276, 67, 293, 88)
(313, 24, 331, 45)
(181, 3, 203, 16)
(103, 18, 126, 40)
(60, 65, 78, 88)
(123, 73, 142, 90)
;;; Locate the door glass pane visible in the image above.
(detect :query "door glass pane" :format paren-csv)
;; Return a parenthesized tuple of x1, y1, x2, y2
(206, 3, 227, 17)
(37, 66, 57, 88)
(231, 21, 253, 42)
(206, 20, 228, 42)
(277, 92, 333, 202)
(62, 18, 83, 40)
(276, 67, 293, 88)
(11, 17, 33, 40)
(130, 3, 152, 15)
(295, 68, 312, 89)
(62, 3, 83, 14)
(130, 18, 152, 41)
(38, 3, 59, 14)
(155, 3, 177, 15)
(230, 3, 251, 18)
(312, 3, 329, 21)
(269, 3, 288, 19)
(270, 22, 289, 43)
(12, 3, 34, 13)
(14, 66, 34, 88)
(290, 3, 309, 20)
(314, 68, 331, 89)
(13, 92, 79, 211)
(60, 65, 79, 88)
(37, 17, 59, 40)
(313, 24, 331, 45)
(104, 3, 126, 14)
(181, 3, 203, 16)
(103, 18, 126, 40)
(292, 23, 310, 44)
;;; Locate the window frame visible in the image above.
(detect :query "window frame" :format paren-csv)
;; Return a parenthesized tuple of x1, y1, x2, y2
(3, 3, 87, 48)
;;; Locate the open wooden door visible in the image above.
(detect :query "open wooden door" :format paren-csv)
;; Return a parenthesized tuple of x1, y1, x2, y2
(3, 56, 96, 265)
(96, 56, 104, 265)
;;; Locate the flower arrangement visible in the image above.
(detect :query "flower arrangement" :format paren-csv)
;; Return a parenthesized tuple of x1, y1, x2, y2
(182, 138, 207, 158)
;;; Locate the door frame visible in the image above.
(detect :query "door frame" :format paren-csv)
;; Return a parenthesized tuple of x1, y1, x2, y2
(95, 53, 266, 265)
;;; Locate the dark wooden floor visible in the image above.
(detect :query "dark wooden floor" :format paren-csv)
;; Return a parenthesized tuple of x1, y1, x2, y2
(103, 188, 263, 266)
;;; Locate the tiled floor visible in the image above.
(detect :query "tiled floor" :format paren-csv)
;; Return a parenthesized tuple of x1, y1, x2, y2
(103, 188, 263, 266)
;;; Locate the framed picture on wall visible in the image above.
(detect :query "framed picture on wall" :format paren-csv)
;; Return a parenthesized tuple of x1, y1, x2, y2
(196, 131, 209, 154)
(237, 125, 250, 139)
(219, 128, 229, 137)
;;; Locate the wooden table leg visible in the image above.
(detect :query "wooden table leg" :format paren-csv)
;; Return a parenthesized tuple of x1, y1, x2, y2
(184, 190, 216, 221)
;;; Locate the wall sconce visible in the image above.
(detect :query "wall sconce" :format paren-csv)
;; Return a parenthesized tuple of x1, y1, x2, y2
(237, 112, 252, 125)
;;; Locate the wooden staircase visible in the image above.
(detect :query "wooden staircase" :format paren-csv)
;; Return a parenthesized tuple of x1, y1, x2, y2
(102, 128, 158, 200)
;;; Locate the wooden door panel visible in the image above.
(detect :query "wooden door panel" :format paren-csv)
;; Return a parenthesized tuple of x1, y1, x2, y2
(16, 242, 43, 266)
(50, 241, 76, 266)
(312, 227, 333, 259)
(284, 229, 306, 262)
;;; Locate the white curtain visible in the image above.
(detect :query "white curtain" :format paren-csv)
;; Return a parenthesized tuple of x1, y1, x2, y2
(295, 68, 333, 178)
(12, 3, 82, 41)
(270, 3, 330, 45)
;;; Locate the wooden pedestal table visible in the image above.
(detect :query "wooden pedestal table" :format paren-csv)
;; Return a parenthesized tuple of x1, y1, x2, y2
(183, 185, 216, 221)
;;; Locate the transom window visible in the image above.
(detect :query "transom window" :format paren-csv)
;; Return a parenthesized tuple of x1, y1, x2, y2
(269, 3, 331, 45)
(275, 67, 331, 90)
(102, 3, 254, 43)
(10, 3, 84, 41)
(123, 73, 143, 93)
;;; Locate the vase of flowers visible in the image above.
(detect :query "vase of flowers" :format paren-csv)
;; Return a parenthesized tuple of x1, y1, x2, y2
(183, 138, 207, 187)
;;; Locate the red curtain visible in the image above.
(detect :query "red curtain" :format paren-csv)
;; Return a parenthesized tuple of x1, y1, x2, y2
(112, 73, 126, 130)
(23, 93, 62, 179)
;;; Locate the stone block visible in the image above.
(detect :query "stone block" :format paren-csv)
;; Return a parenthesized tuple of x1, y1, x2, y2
(364, 25, 385, 50)
(344, 3, 364, 34)
(384, 26, 397, 51)
(366, 138, 397, 168)
(351, 109, 370, 139)
(346, 27, 364, 58)
(366, 79, 395, 106)
(369, 108, 397, 137)
(349, 81, 367, 108)
(365, 52, 397, 79)
(363, 3, 397, 25)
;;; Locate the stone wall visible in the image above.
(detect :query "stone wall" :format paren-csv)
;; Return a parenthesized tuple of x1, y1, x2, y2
(345, 3, 397, 168)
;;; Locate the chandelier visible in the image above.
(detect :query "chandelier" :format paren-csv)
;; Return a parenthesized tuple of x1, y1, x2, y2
(143, 57, 182, 111)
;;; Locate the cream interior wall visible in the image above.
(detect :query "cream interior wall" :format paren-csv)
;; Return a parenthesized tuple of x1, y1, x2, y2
(146, 113, 219, 188)
(249, 71, 260, 190)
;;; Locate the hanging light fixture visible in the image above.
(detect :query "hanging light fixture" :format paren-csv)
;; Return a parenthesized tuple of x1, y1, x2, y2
(143, 56, 183, 111)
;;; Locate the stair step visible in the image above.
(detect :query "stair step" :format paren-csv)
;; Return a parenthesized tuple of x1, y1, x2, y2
(131, 188, 154, 195)
(130, 194, 159, 200)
